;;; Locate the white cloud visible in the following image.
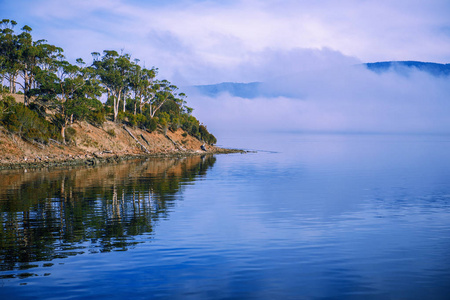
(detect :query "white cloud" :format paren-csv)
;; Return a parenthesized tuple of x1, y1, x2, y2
(4, 0, 449, 84)
(187, 67, 450, 136)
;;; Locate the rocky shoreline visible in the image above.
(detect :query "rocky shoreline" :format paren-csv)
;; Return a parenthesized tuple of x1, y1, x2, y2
(0, 120, 247, 171)
(0, 148, 247, 170)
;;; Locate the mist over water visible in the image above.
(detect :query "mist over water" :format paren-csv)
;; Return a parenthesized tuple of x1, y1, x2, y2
(187, 65, 450, 138)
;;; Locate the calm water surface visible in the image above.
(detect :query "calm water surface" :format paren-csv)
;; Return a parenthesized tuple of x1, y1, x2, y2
(1, 133, 450, 299)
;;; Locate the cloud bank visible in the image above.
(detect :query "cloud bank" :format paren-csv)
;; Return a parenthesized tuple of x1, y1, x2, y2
(187, 66, 450, 136)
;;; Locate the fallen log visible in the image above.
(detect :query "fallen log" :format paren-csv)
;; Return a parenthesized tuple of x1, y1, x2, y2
(165, 134, 185, 151)
(123, 126, 150, 154)
(140, 134, 150, 146)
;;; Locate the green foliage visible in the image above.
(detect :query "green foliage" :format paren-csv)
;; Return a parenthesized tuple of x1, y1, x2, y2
(160, 99, 180, 116)
(106, 128, 116, 137)
(180, 114, 200, 139)
(135, 113, 157, 132)
(199, 124, 217, 145)
(169, 117, 180, 132)
(117, 111, 125, 121)
(145, 117, 158, 132)
(0, 102, 57, 143)
(158, 112, 170, 127)
(89, 109, 106, 126)
(65, 126, 76, 143)
(126, 112, 137, 127)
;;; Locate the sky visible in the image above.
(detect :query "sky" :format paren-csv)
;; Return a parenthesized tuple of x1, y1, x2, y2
(2, 0, 450, 135)
(2, 0, 450, 85)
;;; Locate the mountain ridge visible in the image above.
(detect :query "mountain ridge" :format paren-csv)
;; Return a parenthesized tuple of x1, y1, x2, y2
(188, 61, 450, 98)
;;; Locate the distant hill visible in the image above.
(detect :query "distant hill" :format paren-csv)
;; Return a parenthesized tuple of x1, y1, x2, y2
(189, 61, 450, 98)
(365, 61, 450, 76)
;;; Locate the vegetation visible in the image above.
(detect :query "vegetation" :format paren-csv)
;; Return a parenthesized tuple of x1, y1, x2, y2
(0, 19, 216, 145)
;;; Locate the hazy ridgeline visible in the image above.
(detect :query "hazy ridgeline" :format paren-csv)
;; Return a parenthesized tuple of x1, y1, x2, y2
(187, 62, 450, 137)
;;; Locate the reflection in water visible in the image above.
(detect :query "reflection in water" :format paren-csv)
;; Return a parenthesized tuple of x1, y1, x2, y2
(0, 156, 216, 279)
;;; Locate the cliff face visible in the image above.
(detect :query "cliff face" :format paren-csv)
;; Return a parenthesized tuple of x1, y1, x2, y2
(0, 121, 226, 167)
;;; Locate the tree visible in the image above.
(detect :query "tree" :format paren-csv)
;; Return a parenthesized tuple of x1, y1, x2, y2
(0, 21, 63, 105)
(92, 50, 132, 122)
(32, 57, 101, 142)
(127, 61, 158, 115)
(0, 19, 19, 94)
(146, 79, 178, 119)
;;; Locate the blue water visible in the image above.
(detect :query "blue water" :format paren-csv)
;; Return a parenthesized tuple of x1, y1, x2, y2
(1, 133, 450, 299)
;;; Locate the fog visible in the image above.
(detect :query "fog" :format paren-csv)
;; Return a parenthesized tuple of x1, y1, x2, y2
(186, 65, 450, 138)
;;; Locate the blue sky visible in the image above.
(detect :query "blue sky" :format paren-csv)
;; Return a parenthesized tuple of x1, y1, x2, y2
(2, 0, 450, 85)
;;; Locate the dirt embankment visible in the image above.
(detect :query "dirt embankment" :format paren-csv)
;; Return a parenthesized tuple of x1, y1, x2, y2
(0, 121, 243, 169)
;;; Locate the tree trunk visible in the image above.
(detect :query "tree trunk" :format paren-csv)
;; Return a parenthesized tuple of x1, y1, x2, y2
(24, 74, 28, 106)
(122, 92, 126, 113)
(9, 74, 16, 94)
(61, 125, 66, 144)
(114, 91, 121, 122)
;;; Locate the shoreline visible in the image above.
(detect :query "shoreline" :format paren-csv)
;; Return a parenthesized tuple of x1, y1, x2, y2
(0, 120, 248, 171)
(0, 148, 247, 171)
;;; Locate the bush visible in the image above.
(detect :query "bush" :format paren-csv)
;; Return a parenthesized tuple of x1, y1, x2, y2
(117, 111, 125, 121)
(126, 112, 137, 127)
(1, 103, 56, 143)
(89, 109, 106, 126)
(139, 115, 157, 132)
(169, 117, 180, 132)
(199, 124, 217, 145)
(106, 129, 116, 137)
(136, 113, 146, 127)
(65, 127, 76, 143)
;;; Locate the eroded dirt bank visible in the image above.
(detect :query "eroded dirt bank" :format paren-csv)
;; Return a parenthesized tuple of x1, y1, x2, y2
(0, 121, 244, 169)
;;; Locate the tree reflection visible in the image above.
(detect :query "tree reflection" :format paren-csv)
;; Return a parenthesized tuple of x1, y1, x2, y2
(0, 156, 216, 278)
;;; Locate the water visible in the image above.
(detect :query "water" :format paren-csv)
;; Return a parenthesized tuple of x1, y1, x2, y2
(1, 133, 450, 299)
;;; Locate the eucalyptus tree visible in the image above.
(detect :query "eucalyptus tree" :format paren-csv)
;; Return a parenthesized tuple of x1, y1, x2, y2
(32, 57, 102, 142)
(19, 37, 63, 105)
(92, 50, 132, 122)
(0, 22, 63, 105)
(145, 79, 179, 119)
(128, 60, 142, 115)
(128, 63, 158, 115)
(0, 19, 19, 93)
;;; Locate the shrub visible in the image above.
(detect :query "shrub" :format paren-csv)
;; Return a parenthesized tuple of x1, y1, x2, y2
(89, 109, 106, 126)
(107, 129, 116, 137)
(169, 117, 180, 132)
(126, 112, 137, 127)
(140, 116, 157, 132)
(65, 127, 76, 143)
(117, 111, 125, 121)
(136, 114, 146, 127)
(199, 124, 217, 145)
(1, 103, 55, 143)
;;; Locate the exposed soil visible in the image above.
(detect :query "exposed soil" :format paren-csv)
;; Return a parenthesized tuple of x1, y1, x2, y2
(0, 121, 243, 169)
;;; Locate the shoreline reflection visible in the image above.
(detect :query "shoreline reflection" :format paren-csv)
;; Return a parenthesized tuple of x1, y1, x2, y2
(0, 155, 216, 279)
